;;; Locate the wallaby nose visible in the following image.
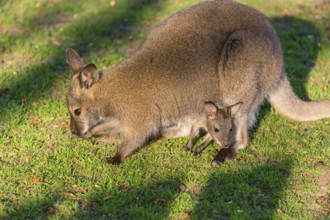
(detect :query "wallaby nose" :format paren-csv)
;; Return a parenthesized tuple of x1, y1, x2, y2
(71, 128, 79, 136)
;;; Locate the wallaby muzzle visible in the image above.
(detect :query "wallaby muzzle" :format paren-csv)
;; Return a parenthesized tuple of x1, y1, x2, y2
(70, 117, 82, 137)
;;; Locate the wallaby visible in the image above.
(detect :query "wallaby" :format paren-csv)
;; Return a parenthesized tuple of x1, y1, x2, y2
(183, 102, 241, 156)
(66, 0, 330, 165)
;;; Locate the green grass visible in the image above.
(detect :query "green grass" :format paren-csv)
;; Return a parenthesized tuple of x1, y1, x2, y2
(0, 0, 329, 219)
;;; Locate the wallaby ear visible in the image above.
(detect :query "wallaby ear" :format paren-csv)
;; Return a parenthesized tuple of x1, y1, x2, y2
(80, 63, 100, 89)
(228, 102, 242, 117)
(66, 48, 85, 74)
(204, 102, 217, 119)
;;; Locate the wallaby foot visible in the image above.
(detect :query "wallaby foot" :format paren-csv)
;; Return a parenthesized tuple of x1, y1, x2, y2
(106, 154, 122, 165)
(83, 131, 93, 139)
(194, 144, 208, 156)
(193, 149, 203, 156)
(106, 130, 149, 164)
(211, 148, 237, 167)
(184, 141, 193, 151)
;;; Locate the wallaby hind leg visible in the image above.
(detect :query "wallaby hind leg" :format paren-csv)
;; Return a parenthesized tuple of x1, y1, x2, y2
(194, 134, 213, 156)
(106, 128, 151, 164)
(212, 114, 249, 167)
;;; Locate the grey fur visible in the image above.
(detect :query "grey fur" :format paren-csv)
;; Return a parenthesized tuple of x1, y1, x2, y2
(66, 0, 330, 165)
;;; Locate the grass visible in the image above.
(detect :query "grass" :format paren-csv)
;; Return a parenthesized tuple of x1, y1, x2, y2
(0, 0, 329, 219)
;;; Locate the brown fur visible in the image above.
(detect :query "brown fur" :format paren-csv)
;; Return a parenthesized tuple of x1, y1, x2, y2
(66, 0, 330, 165)
(184, 102, 240, 156)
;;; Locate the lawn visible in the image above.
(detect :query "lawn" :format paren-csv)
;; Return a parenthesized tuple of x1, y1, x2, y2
(0, 0, 329, 219)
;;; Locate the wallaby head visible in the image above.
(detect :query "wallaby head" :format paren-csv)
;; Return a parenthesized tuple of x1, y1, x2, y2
(204, 102, 242, 148)
(66, 48, 102, 137)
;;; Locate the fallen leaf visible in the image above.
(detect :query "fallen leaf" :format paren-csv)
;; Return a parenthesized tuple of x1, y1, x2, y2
(277, 208, 285, 214)
(31, 176, 46, 184)
(21, 98, 27, 108)
(58, 75, 69, 82)
(81, 201, 94, 210)
(286, 149, 294, 154)
(0, 193, 8, 198)
(301, 125, 309, 132)
(27, 116, 41, 126)
(19, 155, 31, 163)
(72, 185, 87, 194)
(63, 192, 77, 199)
(103, 195, 114, 200)
(314, 161, 326, 168)
(0, 88, 9, 96)
(179, 184, 187, 192)
(265, 126, 271, 133)
(51, 37, 61, 46)
(52, 83, 60, 89)
(110, 0, 116, 7)
(47, 207, 55, 215)
(118, 183, 129, 191)
(70, 157, 78, 162)
(154, 198, 167, 204)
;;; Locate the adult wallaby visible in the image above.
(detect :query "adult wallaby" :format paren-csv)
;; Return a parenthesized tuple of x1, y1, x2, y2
(183, 102, 241, 156)
(66, 0, 330, 165)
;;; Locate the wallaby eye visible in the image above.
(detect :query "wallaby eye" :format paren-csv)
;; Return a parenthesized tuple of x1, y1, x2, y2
(214, 128, 220, 132)
(229, 128, 233, 132)
(74, 109, 81, 116)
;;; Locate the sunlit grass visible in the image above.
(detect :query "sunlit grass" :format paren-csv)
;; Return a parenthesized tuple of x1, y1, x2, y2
(0, 0, 329, 219)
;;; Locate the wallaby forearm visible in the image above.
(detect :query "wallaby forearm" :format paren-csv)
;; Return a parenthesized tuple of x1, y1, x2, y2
(84, 118, 121, 138)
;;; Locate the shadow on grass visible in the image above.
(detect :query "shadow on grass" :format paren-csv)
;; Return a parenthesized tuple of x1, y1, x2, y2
(4, 159, 293, 219)
(192, 158, 294, 219)
(272, 16, 322, 100)
(0, 2, 328, 219)
(4, 176, 182, 219)
(0, 0, 161, 123)
(249, 15, 323, 139)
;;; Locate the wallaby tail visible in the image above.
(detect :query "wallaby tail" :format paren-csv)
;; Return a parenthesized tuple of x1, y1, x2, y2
(268, 76, 330, 122)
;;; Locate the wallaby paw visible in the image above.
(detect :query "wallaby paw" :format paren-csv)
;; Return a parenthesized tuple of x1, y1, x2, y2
(211, 160, 220, 168)
(184, 143, 192, 151)
(83, 131, 93, 139)
(193, 150, 202, 156)
(211, 148, 236, 167)
(105, 156, 121, 165)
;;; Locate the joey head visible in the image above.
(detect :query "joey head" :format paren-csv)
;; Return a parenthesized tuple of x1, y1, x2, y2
(184, 102, 241, 156)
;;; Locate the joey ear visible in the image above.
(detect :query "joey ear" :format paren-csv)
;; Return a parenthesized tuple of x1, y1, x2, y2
(80, 63, 100, 89)
(228, 102, 242, 117)
(66, 48, 85, 74)
(204, 102, 217, 119)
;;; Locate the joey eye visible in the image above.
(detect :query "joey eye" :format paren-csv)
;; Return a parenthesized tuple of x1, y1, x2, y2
(74, 109, 81, 116)
(214, 128, 220, 132)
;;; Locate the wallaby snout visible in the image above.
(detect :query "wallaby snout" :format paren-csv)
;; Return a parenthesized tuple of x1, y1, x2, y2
(221, 141, 230, 148)
(70, 127, 79, 136)
(70, 117, 82, 137)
